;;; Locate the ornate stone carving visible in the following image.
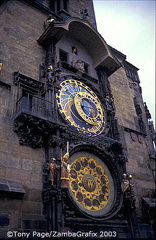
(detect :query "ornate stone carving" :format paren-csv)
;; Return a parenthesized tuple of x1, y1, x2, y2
(14, 72, 44, 90)
(144, 102, 151, 119)
(14, 110, 123, 165)
(115, 154, 127, 164)
(138, 115, 146, 134)
(61, 189, 82, 219)
(80, 9, 88, 20)
(123, 187, 140, 238)
(49, 135, 64, 147)
(14, 113, 48, 148)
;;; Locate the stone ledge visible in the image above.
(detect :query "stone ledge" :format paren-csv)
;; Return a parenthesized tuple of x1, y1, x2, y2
(0, 180, 25, 198)
(124, 127, 146, 137)
(0, 80, 11, 90)
(13, 72, 44, 91)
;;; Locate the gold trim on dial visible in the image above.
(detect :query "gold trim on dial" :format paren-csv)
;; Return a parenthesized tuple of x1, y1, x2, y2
(56, 79, 106, 136)
(69, 156, 110, 211)
(74, 92, 103, 126)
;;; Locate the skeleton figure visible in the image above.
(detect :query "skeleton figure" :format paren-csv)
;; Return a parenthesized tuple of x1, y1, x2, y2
(121, 173, 130, 193)
(121, 173, 136, 193)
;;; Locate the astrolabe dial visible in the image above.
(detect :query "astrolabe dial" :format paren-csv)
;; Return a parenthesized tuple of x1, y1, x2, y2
(56, 79, 106, 136)
(74, 92, 103, 125)
(69, 157, 110, 213)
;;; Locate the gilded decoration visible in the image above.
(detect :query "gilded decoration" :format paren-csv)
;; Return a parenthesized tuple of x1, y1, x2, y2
(56, 79, 106, 136)
(69, 157, 110, 211)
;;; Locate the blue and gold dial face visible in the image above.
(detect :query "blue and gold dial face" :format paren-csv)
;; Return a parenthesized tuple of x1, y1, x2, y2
(56, 79, 106, 136)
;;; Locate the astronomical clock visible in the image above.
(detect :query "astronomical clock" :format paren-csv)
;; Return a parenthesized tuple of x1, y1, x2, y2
(56, 79, 106, 136)
(55, 77, 122, 223)
(38, 16, 125, 235)
(8, 1, 148, 237)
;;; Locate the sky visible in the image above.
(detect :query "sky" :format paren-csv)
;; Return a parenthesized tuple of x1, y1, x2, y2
(93, 0, 155, 126)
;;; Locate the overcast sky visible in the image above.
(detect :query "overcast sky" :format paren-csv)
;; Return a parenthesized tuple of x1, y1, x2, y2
(93, 0, 155, 126)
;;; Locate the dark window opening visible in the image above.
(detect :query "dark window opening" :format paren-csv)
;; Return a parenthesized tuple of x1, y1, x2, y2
(50, 1, 55, 12)
(59, 49, 68, 62)
(63, 0, 68, 11)
(20, 85, 38, 112)
(84, 62, 89, 74)
(22, 90, 33, 111)
(57, 1, 60, 11)
(50, 0, 68, 12)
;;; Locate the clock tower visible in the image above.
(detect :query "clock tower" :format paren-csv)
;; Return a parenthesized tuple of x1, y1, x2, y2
(0, 0, 155, 239)
(37, 11, 130, 237)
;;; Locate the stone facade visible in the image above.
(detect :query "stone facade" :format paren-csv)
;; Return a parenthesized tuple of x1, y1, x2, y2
(0, 0, 155, 239)
(109, 66, 155, 212)
(68, 0, 97, 28)
(0, 0, 47, 236)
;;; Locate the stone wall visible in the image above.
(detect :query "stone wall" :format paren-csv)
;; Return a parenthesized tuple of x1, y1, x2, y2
(0, 0, 47, 233)
(0, 0, 155, 236)
(68, 0, 97, 28)
(0, 0, 46, 82)
(109, 66, 155, 214)
(109, 68, 137, 128)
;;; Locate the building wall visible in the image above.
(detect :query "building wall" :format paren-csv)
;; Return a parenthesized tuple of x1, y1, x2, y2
(68, 0, 97, 28)
(0, 0, 155, 236)
(109, 68, 136, 129)
(109, 66, 155, 213)
(0, 0, 47, 233)
(0, 0, 45, 81)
